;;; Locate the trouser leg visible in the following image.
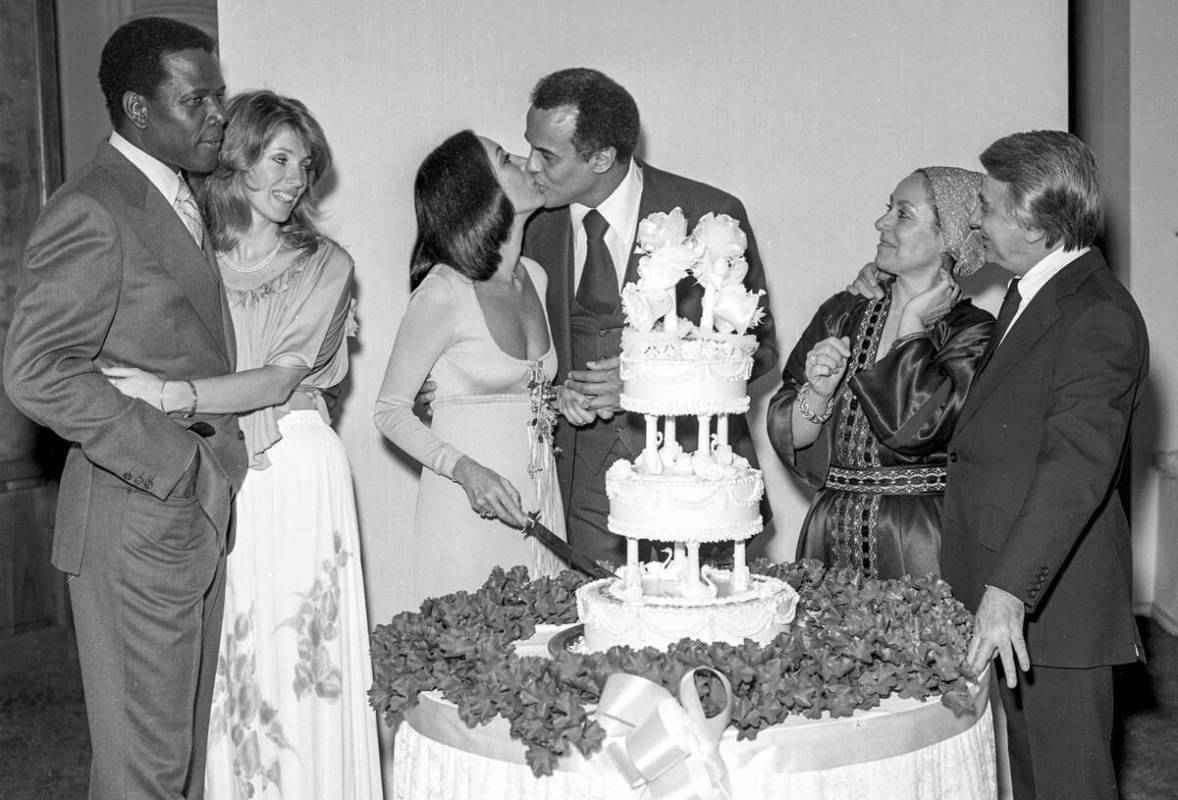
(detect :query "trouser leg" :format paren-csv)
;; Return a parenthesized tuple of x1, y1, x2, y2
(70, 486, 222, 800)
(998, 663, 1117, 800)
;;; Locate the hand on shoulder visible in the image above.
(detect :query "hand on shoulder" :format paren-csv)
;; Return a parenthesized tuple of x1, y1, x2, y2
(847, 262, 886, 299)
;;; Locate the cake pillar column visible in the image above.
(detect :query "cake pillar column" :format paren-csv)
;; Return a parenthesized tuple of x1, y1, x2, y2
(643, 415, 661, 472)
(733, 541, 748, 592)
(685, 542, 701, 594)
(700, 284, 716, 333)
(717, 415, 729, 448)
(697, 415, 711, 454)
(625, 539, 641, 591)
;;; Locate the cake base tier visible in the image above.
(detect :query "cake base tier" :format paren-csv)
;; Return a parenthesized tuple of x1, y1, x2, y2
(575, 573, 798, 652)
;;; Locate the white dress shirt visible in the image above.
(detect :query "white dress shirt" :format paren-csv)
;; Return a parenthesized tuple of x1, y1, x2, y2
(569, 158, 644, 293)
(1000, 245, 1091, 343)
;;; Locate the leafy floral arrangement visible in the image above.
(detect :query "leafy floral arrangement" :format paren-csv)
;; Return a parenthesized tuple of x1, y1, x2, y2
(368, 560, 977, 778)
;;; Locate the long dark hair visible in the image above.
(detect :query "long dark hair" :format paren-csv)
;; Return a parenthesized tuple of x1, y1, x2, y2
(197, 90, 332, 255)
(410, 130, 513, 289)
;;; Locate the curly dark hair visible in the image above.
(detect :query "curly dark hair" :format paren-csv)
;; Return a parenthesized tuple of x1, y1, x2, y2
(410, 130, 513, 289)
(98, 17, 216, 128)
(530, 68, 640, 163)
(195, 90, 332, 256)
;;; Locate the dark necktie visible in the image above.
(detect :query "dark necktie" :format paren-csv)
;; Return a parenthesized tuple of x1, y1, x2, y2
(977, 277, 1022, 372)
(575, 209, 619, 314)
(993, 277, 1023, 342)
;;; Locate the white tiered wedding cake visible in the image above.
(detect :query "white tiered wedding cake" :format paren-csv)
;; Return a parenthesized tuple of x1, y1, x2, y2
(575, 209, 798, 652)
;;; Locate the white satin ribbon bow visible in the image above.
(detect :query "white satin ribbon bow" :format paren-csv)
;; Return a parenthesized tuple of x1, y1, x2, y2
(595, 667, 733, 800)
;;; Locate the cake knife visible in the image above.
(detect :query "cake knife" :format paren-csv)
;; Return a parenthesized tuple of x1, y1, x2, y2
(522, 512, 613, 580)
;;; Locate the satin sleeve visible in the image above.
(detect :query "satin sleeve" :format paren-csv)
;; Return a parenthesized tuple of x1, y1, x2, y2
(766, 292, 863, 487)
(372, 269, 465, 480)
(850, 300, 993, 456)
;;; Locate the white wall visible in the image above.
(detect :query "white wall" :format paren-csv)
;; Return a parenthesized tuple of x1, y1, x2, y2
(216, 0, 1068, 623)
(1128, 1, 1178, 628)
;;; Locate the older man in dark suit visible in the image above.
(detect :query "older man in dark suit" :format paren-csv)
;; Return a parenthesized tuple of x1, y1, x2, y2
(3, 18, 248, 800)
(942, 130, 1148, 800)
(521, 68, 777, 564)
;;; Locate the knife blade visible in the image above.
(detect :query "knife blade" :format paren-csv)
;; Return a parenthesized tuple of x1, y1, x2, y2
(523, 513, 614, 580)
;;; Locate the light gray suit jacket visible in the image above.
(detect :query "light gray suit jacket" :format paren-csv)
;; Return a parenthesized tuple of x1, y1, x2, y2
(3, 142, 249, 573)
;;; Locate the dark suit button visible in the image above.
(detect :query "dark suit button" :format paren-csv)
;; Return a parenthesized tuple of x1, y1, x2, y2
(948, 452, 958, 463)
(238, 431, 245, 440)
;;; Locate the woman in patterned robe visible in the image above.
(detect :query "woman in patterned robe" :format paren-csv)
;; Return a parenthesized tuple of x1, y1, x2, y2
(767, 167, 993, 579)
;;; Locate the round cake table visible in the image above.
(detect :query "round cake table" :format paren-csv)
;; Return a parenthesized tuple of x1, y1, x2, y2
(390, 632, 997, 800)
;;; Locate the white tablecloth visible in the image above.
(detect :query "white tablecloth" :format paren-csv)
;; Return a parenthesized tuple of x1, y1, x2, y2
(391, 681, 997, 800)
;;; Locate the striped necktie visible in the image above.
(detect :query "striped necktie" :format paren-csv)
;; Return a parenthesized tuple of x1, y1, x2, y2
(174, 179, 204, 248)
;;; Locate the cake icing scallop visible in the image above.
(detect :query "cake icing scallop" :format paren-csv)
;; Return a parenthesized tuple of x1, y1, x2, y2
(574, 208, 799, 652)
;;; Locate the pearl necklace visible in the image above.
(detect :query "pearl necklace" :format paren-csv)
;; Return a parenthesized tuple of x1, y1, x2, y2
(218, 242, 282, 273)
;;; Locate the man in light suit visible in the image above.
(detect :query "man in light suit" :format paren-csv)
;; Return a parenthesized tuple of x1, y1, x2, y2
(942, 131, 1148, 799)
(3, 18, 248, 799)
(521, 68, 776, 563)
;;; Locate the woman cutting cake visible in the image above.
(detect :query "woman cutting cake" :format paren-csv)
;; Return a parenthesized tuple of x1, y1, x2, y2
(767, 167, 993, 579)
(374, 130, 568, 602)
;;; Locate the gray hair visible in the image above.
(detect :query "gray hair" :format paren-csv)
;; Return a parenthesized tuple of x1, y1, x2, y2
(979, 131, 1102, 251)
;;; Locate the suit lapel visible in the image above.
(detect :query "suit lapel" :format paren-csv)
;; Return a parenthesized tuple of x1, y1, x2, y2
(956, 252, 1103, 432)
(956, 296, 1057, 430)
(99, 145, 230, 363)
(626, 162, 677, 284)
(533, 208, 575, 381)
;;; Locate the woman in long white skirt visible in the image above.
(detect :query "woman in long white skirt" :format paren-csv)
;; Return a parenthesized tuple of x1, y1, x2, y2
(105, 91, 381, 799)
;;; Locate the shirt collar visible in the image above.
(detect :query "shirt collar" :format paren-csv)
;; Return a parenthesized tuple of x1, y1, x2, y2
(569, 158, 644, 242)
(109, 130, 183, 205)
(1015, 245, 1090, 305)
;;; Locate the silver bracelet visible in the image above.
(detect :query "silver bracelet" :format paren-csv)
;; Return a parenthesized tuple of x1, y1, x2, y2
(797, 382, 834, 425)
(180, 380, 198, 418)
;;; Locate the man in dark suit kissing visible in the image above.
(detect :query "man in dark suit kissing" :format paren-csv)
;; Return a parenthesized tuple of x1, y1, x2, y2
(521, 68, 777, 564)
(3, 17, 248, 800)
(942, 130, 1148, 800)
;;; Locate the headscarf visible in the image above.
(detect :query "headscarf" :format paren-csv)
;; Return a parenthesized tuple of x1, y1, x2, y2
(918, 166, 986, 277)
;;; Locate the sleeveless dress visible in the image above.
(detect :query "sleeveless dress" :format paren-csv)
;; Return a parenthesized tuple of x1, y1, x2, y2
(204, 241, 381, 799)
(374, 258, 565, 605)
(767, 285, 993, 579)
